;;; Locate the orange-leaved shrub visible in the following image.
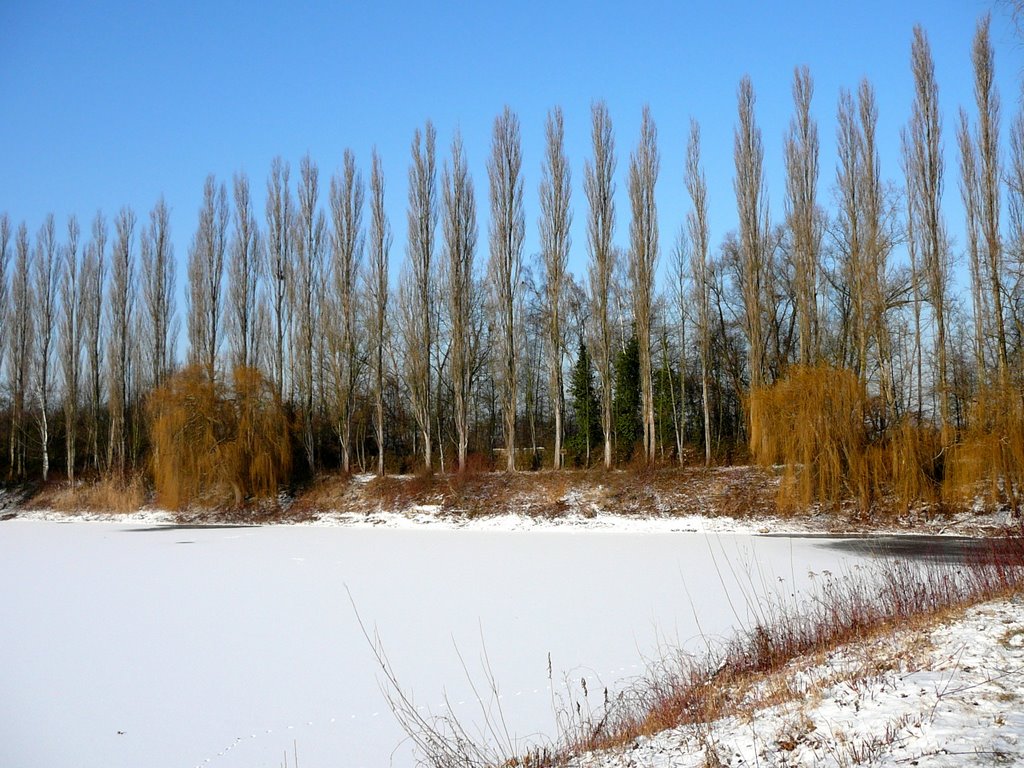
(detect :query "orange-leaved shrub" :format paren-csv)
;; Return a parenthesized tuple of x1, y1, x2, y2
(148, 365, 291, 509)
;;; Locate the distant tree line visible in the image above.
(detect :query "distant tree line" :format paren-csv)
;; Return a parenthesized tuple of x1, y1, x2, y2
(2, 18, 1023, 508)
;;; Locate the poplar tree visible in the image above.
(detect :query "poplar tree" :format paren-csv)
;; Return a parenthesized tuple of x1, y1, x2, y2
(367, 150, 391, 476)
(61, 215, 82, 481)
(628, 105, 659, 463)
(329, 150, 364, 472)
(406, 122, 437, 471)
(443, 132, 478, 473)
(686, 120, 713, 467)
(584, 102, 617, 469)
(539, 106, 572, 469)
(488, 107, 525, 472)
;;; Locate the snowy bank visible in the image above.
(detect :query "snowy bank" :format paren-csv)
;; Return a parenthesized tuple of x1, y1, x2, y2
(568, 596, 1024, 767)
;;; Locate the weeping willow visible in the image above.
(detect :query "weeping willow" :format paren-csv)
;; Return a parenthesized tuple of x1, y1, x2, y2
(946, 380, 1024, 512)
(148, 365, 291, 509)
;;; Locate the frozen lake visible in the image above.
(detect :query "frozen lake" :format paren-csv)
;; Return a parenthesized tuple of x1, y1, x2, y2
(0, 521, 871, 768)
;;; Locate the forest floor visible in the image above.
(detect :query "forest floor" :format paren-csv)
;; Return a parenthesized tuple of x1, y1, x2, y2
(8, 464, 1019, 537)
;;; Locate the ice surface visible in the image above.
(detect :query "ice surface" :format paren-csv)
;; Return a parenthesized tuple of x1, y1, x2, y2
(0, 521, 867, 768)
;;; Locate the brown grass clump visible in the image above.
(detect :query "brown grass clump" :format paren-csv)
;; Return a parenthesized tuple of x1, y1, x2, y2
(946, 380, 1024, 512)
(147, 365, 291, 509)
(31, 473, 147, 514)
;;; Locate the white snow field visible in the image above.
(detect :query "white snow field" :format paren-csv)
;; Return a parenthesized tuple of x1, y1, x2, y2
(0, 521, 870, 768)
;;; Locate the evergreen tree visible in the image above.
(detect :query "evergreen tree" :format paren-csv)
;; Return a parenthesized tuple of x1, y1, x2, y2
(566, 338, 602, 467)
(614, 334, 641, 461)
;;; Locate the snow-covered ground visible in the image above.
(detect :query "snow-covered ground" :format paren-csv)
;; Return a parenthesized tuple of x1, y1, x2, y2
(0, 520, 871, 768)
(569, 596, 1024, 767)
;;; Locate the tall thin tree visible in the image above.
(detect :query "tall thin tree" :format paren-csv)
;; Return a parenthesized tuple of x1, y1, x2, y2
(61, 215, 82, 481)
(539, 107, 572, 470)
(107, 207, 135, 475)
(187, 175, 228, 380)
(973, 14, 1007, 376)
(229, 173, 261, 371)
(443, 132, 479, 473)
(488, 107, 526, 472)
(784, 66, 820, 366)
(8, 224, 31, 479)
(734, 76, 771, 448)
(329, 149, 364, 473)
(406, 122, 438, 471)
(628, 106, 660, 463)
(265, 157, 292, 400)
(34, 215, 60, 481)
(141, 197, 175, 387)
(686, 120, 713, 467)
(82, 213, 107, 470)
(367, 149, 391, 476)
(908, 26, 951, 439)
(584, 102, 617, 469)
(294, 154, 327, 470)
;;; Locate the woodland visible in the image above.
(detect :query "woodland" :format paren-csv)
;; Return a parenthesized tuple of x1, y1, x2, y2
(1, 17, 1022, 514)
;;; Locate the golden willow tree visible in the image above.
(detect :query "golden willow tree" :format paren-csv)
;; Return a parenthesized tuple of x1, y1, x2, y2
(148, 366, 290, 509)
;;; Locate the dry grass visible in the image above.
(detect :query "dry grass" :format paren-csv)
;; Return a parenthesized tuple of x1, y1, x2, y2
(541, 536, 1024, 764)
(29, 473, 148, 514)
(385, 536, 1024, 768)
(287, 465, 781, 523)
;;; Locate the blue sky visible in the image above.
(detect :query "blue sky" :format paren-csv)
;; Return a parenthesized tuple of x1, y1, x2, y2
(1, 0, 1019, 292)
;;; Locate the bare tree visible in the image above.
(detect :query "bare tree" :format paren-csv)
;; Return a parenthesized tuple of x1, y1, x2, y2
(443, 132, 479, 473)
(406, 122, 438, 471)
(367, 149, 391, 476)
(82, 213, 107, 470)
(539, 107, 572, 470)
(61, 216, 82, 481)
(907, 26, 951, 439)
(488, 107, 525, 472)
(627, 106, 660, 463)
(0, 215, 11, 472)
(857, 81, 897, 424)
(329, 149, 364, 473)
(229, 173, 261, 371)
(972, 14, 1007, 376)
(784, 66, 820, 367)
(539, 113, 572, 468)
(686, 120, 713, 467)
(294, 154, 327, 470)
(265, 157, 293, 400)
(734, 76, 771, 450)
(958, 110, 986, 376)
(585, 102, 617, 469)
(187, 175, 228, 380)
(141, 197, 175, 388)
(34, 215, 60, 481)
(8, 223, 31, 479)
(107, 207, 135, 474)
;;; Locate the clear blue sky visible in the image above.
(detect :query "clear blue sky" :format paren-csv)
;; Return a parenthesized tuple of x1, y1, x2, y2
(1, 0, 1019, 293)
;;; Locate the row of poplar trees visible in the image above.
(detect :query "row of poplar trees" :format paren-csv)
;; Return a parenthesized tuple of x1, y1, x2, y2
(0, 18, 1021, 495)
